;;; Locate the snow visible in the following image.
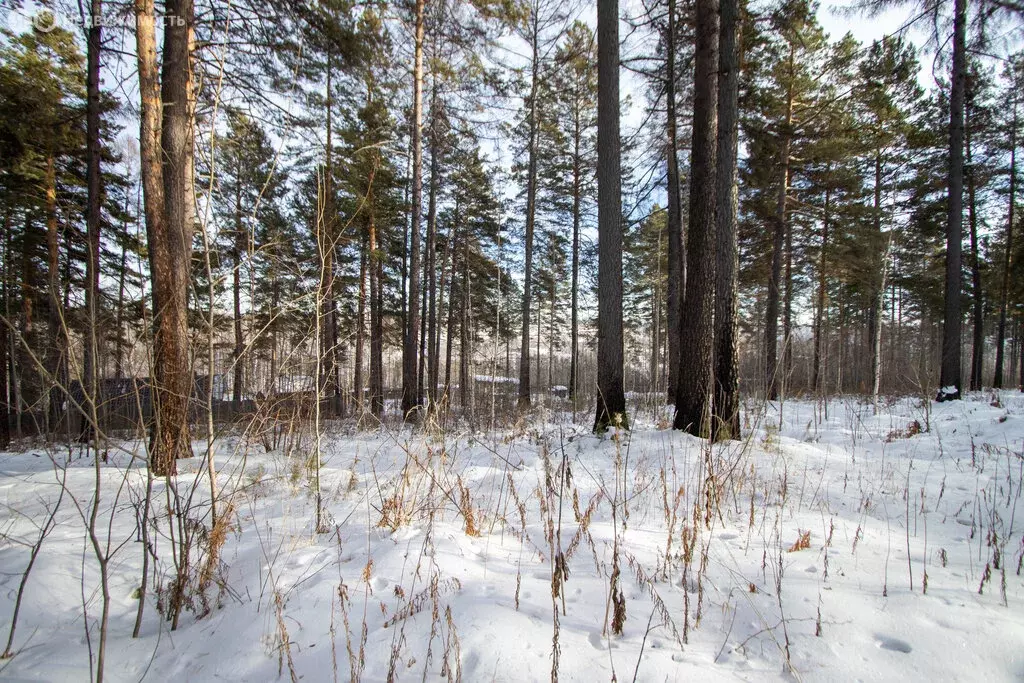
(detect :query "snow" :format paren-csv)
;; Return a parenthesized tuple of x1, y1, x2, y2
(474, 374, 519, 384)
(2, 393, 1024, 681)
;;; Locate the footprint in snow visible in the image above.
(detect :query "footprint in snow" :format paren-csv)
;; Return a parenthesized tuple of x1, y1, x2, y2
(875, 635, 912, 653)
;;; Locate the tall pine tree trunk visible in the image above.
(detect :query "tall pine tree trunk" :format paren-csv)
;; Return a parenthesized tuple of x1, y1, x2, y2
(45, 155, 66, 435)
(82, 0, 103, 441)
(426, 80, 441, 409)
(938, 0, 967, 401)
(138, 0, 195, 473)
(966, 94, 984, 391)
(665, 0, 684, 403)
(402, 0, 425, 418)
(321, 57, 341, 417)
(114, 231, 129, 379)
(0, 210, 10, 450)
(518, 14, 541, 411)
(460, 241, 470, 409)
(17, 214, 34, 436)
(369, 201, 384, 418)
(593, 0, 628, 431)
(712, 0, 740, 441)
(355, 234, 366, 412)
(869, 154, 886, 411)
(994, 93, 1017, 388)
(783, 213, 793, 392)
(813, 184, 831, 395)
(445, 255, 457, 400)
(766, 44, 794, 401)
(134, 0, 164, 419)
(569, 105, 582, 406)
(650, 232, 661, 394)
(232, 167, 244, 410)
(1019, 315, 1024, 390)
(674, 0, 718, 436)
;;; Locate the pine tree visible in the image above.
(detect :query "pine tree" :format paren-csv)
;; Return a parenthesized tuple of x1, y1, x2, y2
(712, 0, 741, 440)
(594, 0, 628, 432)
(855, 36, 923, 408)
(673, 0, 718, 436)
(993, 54, 1023, 388)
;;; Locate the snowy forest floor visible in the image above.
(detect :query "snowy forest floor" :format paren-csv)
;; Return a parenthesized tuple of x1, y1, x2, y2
(2, 393, 1024, 682)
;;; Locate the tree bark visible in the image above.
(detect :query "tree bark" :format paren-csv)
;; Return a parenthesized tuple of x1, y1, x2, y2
(518, 12, 541, 411)
(813, 183, 831, 395)
(152, 0, 196, 471)
(402, 0, 425, 418)
(712, 0, 740, 441)
(0, 210, 10, 450)
(665, 0, 684, 403)
(45, 155, 66, 435)
(569, 87, 582, 406)
(937, 0, 967, 401)
(136, 0, 194, 474)
(369, 197, 384, 418)
(321, 55, 341, 417)
(82, 0, 103, 441)
(355, 233, 366, 412)
(674, 0, 718, 436)
(966, 94, 984, 391)
(1019, 314, 1024, 391)
(232, 159, 244, 410)
(869, 153, 888, 412)
(426, 79, 441, 409)
(460, 241, 470, 409)
(994, 92, 1017, 388)
(766, 44, 794, 401)
(594, 0, 628, 431)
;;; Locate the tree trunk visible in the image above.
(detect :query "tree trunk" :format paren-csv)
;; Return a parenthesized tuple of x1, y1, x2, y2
(594, 0, 628, 431)
(650, 228, 661, 394)
(82, 0, 103, 441)
(966, 95, 984, 391)
(355, 234, 366, 412)
(674, 0, 718, 436)
(460, 241, 470, 409)
(665, 0, 684, 403)
(712, 0, 740, 441)
(766, 44, 794, 401)
(937, 0, 967, 401)
(45, 155, 66, 435)
(518, 14, 541, 411)
(783, 216, 793, 393)
(569, 97, 582, 406)
(870, 153, 887, 412)
(994, 93, 1017, 388)
(369, 199, 384, 418)
(270, 278, 279, 396)
(136, 0, 194, 474)
(232, 163, 244, 410)
(418, 246, 428, 403)
(321, 56, 341, 417)
(402, 0, 425, 418)
(0, 210, 10, 450)
(445, 256, 457, 400)
(813, 183, 831, 395)
(426, 80, 441, 409)
(548, 282, 556, 392)
(114, 234, 129, 379)
(152, 0, 196, 472)
(17, 213, 34, 437)
(1019, 315, 1024, 391)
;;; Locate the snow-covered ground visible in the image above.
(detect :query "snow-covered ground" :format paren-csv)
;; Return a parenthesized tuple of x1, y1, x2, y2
(2, 393, 1024, 681)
